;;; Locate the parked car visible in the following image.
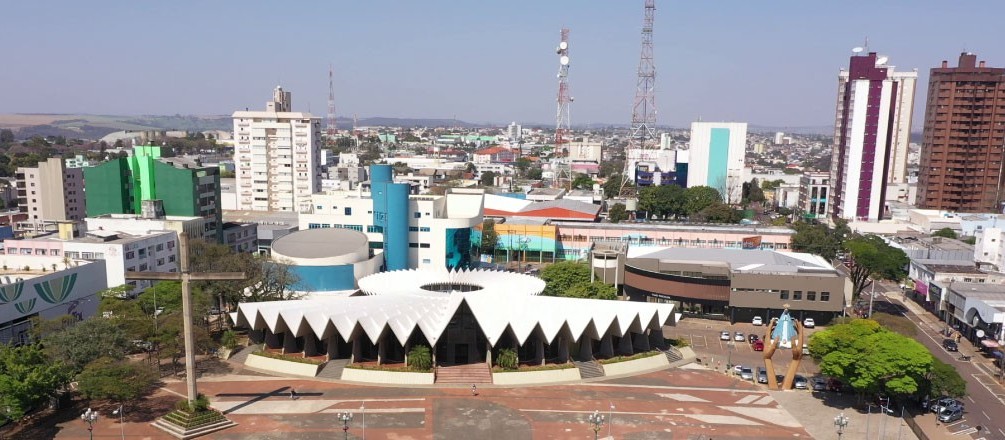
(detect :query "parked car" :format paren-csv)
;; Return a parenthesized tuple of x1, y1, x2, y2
(739, 367, 754, 381)
(752, 340, 764, 351)
(802, 345, 811, 355)
(748, 334, 759, 344)
(793, 375, 808, 389)
(734, 331, 745, 342)
(752, 316, 763, 326)
(943, 339, 958, 352)
(938, 407, 964, 423)
(931, 397, 964, 414)
(826, 378, 846, 393)
(810, 376, 828, 391)
(757, 367, 768, 384)
(803, 318, 815, 328)
(720, 330, 731, 341)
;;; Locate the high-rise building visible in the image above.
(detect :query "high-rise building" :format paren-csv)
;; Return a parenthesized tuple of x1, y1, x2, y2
(798, 172, 830, 221)
(15, 158, 85, 232)
(232, 86, 322, 212)
(830, 52, 917, 221)
(918, 53, 1005, 213)
(84, 145, 222, 241)
(687, 122, 747, 204)
(506, 122, 522, 142)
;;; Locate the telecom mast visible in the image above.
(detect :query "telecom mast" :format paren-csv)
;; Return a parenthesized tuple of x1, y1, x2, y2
(326, 65, 337, 138)
(620, 0, 658, 198)
(554, 28, 573, 188)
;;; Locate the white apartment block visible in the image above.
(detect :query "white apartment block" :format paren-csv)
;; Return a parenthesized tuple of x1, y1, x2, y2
(233, 86, 322, 212)
(688, 122, 747, 204)
(16, 158, 85, 231)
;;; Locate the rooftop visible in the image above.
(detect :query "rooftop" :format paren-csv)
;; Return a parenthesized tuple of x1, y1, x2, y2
(628, 247, 834, 274)
(553, 221, 796, 235)
(222, 210, 299, 230)
(270, 228, 369, 259)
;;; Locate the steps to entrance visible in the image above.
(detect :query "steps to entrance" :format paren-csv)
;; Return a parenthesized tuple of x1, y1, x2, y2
(228, 344, 261, 365)
(435, 364, 493, 384)
(574, 360, 605, 379)
(662, 347, 683, 364)
(317, 358, 348, 380)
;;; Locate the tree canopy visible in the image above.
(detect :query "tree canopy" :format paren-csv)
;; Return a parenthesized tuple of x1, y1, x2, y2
(638, 185, 685, 219)
(40, 316, 132, 374)
(480, 220, 499, 255)
(76, 357, 157, 403)
(571, 174, 595, 190)
(683, 186, 722, 215)
(608, 203, 628, 224)
(539, 261, 616, 300)
(790, 219, 849, 262)
(0, 344, 69, 420)
(932, 228, 958, 239)
(845, 234, 909, 298)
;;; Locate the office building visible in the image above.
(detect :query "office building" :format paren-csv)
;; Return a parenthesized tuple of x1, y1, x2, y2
(84, 145, 222, 241)
(918, 53, 1005, 212)
(830, 52, 917, 221)
(687, 122, 747, 203)
(15, 158, 85, 233)
(232, 86, 322, 212)
(798, 172, 830, 220)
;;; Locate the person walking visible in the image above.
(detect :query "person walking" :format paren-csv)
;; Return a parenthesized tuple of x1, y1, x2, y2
(290, 388, 297, 400)
(471, 384, 478, 396)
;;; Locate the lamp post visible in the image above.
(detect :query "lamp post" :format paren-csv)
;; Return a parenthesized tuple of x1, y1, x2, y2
(337, 411, 354, 440)
(112, 404, 124, 440)
(81, 408, 99, 440)
(834, 412, 849, 439)
(360, 402, 366, 440)
(608, 403, 615, 439)
(587, 410, 605, 440)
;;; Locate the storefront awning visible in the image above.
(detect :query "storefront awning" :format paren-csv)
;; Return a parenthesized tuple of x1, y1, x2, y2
(981, 339, 1000, 348)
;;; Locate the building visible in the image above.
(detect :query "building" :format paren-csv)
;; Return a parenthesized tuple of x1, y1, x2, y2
(618, 247, 847, 324)
(941, 283, 1005, 349)
(687, 122, 747, 203)
(918, 53, 1005, 213)
(232, 86, 322, 212)
(84, 145, 222, 241)
(908, 259, 1005, 319)
(64, 155, 91, 169)
(85, 200, 210, 243)
(221, 210, 299, 254)
(484, 193, 600, 221)
(472, 147, 515, 164)
(269, 228, 382, 292)
(221, 222, 258, 253)
(15, 158, 85, 233)
(299, 165, 484, 271)
(798, 172, 830, 220)
(830, 52, 917, 221)
(506, 122, 522, 142)
(887, 233, 973, 261)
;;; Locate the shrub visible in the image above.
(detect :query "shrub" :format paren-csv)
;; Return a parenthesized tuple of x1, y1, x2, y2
(598, 350, 661, 364)
(407, 345, 432, 371)
(251, 350, 324, 365)
(665, 337, 690, 348)
(220, 330, 239, 350)
(496, 348, 518, 371)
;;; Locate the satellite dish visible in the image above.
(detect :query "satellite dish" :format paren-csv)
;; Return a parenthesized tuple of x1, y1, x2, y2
(876, 56, 889, 65)
(559, 41, 568, 50)
(852, 47, 864, 53)
(977, 329, 986, 338)
(560, 56, 570, 66)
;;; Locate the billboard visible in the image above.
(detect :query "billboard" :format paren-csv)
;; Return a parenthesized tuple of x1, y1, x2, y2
(741, 236, 762, 250)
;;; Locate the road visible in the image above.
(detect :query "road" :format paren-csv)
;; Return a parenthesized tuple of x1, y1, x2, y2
(869, 280, 1005, 439)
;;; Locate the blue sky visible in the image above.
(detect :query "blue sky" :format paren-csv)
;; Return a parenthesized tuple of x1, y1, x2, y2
(1, 1, 1002, 128)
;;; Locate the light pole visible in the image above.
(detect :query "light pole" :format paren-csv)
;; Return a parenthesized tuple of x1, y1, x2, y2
(360, 402, 365, 440)
(834, 412, 849, 439)
(337, 411, 354, 440)
(112, 404, 124, 440)
(867, 276, 876, 318)
(587, 410, 605, 440)
(81, 408, 99, 440)
(608, 402, 615, 439)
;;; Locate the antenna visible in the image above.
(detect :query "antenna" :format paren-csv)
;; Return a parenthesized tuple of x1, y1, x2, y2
(620, 0, 658, 199)
(851, 47, 864, 54)
(875, 55, 889, 66)
(554, 27, 573, 189)
(327, 64, 337, 138)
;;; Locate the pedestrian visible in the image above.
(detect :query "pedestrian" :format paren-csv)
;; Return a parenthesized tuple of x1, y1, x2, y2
(290, 388, 297, 400)
(956, 334, 962, 343)
(471, 384, 478, 396)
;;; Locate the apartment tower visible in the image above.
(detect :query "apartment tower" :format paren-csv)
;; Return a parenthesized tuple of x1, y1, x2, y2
(917, 53, 1005, 213)
(15, 158, 85, 231)
(830, 52, 917, 221)
(233, 86, 322, 212)
(687, 122, 747, 204)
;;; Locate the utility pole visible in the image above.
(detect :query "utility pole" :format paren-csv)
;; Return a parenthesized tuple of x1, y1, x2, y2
(620, 0, 659, 199)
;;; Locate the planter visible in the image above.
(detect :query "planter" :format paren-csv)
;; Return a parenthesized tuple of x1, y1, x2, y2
(341, 367, 434, 385)
(245, 353, 322, 378)
(600, 353, 669, 377)
(492, 367, 581, 385)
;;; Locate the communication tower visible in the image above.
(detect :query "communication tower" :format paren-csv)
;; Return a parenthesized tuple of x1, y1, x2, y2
(620, 0, 658, 198)
(554, 28, 573, 188)
(326, 65, 337, 138)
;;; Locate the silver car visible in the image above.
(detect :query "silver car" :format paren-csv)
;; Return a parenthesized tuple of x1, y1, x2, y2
(793, 375, 808, 389)
(739, 367, 754, 381)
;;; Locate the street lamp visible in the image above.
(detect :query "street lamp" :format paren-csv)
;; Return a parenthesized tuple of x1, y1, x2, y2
(608, 403, 615, 439)
(112, 404, 125, 440)
(834, 412, 849, 439)
(337, 411, 354, 440)
(81, 408, 99, 440)
(587, 410, 605, 440)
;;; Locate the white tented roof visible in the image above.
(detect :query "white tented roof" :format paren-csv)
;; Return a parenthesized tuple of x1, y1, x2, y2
(232, 268, 676, 347)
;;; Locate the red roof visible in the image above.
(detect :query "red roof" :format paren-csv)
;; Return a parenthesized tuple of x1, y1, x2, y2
(474, 146, 511, 155)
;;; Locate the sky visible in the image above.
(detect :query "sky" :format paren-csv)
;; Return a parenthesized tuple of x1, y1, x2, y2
(1, 1, 1003, 128)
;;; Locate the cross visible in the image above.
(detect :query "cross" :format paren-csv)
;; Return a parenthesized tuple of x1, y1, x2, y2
(126, 233, 245, 404)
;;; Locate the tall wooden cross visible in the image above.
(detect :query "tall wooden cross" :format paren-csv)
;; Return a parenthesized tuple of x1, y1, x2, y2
(126, 233, 245, 404)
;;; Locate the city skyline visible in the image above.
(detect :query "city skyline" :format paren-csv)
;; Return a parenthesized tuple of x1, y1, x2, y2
(1, 1, 1003, 128)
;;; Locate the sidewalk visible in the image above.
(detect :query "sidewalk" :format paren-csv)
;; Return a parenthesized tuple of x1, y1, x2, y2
(888, 292, 999, 374)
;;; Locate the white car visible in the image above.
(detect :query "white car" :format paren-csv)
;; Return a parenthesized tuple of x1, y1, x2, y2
(752, 316, 763, 326)
(803, 318, 816, 329)
(734, 331, 745, 342)
(720, 330, 731, 341)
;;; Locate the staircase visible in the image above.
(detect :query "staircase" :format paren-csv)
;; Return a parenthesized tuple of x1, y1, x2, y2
(229, 344, 261, 364)
(574, 360, 605, 379)
(317, 358, 349, 380)
(435, 364, 493, 384)
(662, 346, 683, 364)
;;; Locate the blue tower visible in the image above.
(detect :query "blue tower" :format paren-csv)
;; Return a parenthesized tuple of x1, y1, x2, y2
(370, 164, 409, 271)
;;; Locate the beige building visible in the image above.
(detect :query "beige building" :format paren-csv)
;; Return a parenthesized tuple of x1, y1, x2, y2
(16, 158, 85, 232)
(232, 86, 322, 212)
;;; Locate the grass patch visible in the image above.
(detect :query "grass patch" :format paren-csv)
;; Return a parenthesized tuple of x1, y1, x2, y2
(665, 337, 690, 348)
(161, 409, 227, 430)
(492, 363, 577, 373)
(251, 350, 324, 365)
(598, 350, 662, 365)
(344, 363, 431, 373)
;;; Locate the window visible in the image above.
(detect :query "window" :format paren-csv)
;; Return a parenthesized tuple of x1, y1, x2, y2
(420, 227, 430, 232)
(156, 258, 165, 266)
(344, 207, 352, 215)
(793, 291, 802, 300)
(821, 291, 830, 301)
(138, 264, 148, 271)
(168, 255, 176, 263)
(308, 223, 321, 229)
(780, 290, 789, 300)
(419, 243, 430, 248)
(409, 243, 419, 248)
(414, 212, 421, 218)
(807, 291, 816, 301)
(156, 243, 164, 251)
(422, 259, 431, 264)
(34, 249, 45, 255)
(50, 249, 60, 256)
(409, 226, 419, 232)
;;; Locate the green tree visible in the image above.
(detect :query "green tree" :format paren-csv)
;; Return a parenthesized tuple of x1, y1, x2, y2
(761, 179, 785, 191)
(480, 220, 499, 255)
(565, 282, 618, 300)
(845, 234, 909, 298)
(526, 167, 543, 180)
(40, 316, 132, 374)
(696, 203, 741, 223)
(187, 240, 301, 309)
(790, 220, 847, 261)
(480, 171, 497, 186)
(406, 345, 432, 372)
(603, 175, 629, 199)
(683, 186, 722, 216)
(571, 174, 595, 190)
(0, 344, 69, 420)
(540, 261, 591, 297)
(608, 203, 628, 224)
(932, 228, 958, 239)
(0, 129, 14, 144)
(926, 358, 967, 398)
(869, 312, 917, 337)
(514, 157, 531, 176)
(76, 357, 157, 403)
(639, 185, 685, 219)
(153, 312, 213, 375)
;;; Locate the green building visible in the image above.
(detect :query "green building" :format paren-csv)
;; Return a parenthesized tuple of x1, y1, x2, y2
(84, 145, 223, 241)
